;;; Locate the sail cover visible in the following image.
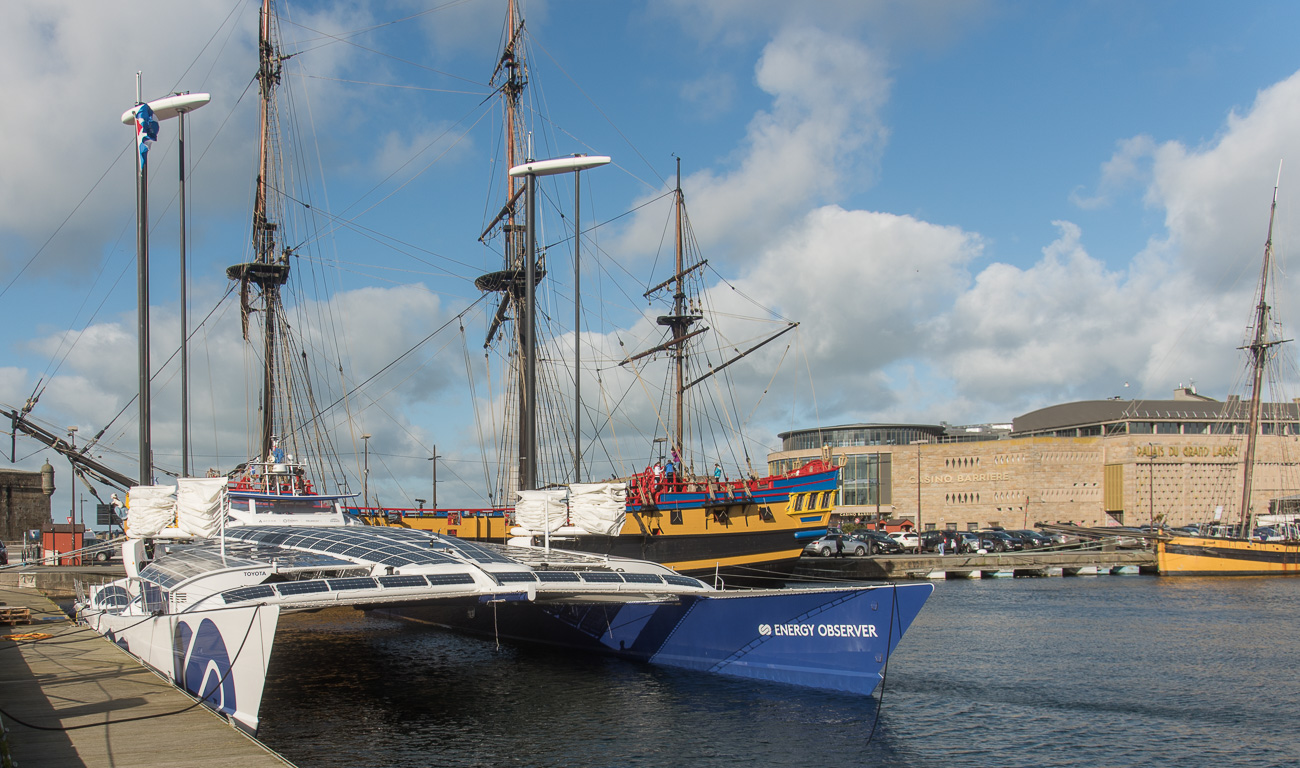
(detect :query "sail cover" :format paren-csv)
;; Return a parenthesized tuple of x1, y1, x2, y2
(569, 482, 626, 536)
(514, 489, 569, 532)
(125, 485, 177, 537)
(176, 477, 229, 538)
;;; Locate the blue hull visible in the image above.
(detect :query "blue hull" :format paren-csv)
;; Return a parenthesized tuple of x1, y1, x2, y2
(386, 582, 933, 695)
(632, 465, 840, 512)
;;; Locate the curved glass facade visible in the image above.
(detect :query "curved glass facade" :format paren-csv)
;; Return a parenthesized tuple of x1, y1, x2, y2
(769, 453, 892, 506)
(781, 425, 944, 451)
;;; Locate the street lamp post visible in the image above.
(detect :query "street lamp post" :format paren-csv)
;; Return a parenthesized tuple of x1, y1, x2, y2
(119, 85, 211, 485)
(911, 439, 927, 553)
(507, 154, 610, 491)
(67, 426, 77, 522)
(429, 447, 440, 512)
(361, 434, 371, 509)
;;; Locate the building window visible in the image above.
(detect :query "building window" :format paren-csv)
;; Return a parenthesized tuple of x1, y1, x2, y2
(1129, 422, 1153, 434)
(840, 453, 891, 507)
(1155, 422, 1179, 434)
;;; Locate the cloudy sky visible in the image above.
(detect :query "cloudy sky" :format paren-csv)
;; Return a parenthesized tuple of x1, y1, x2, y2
(5, 0, 1300, 513)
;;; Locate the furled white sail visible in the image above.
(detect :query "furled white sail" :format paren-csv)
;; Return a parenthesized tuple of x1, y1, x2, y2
(514, 489, 569, 532)
(569, 482, 626, 536)
(125, 484, 178, 537)
(176, 477, 229, 538)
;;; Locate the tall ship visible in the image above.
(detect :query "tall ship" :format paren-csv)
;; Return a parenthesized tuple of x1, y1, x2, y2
(1157, 172, 1300, 575)
(362, 1, 839, 584)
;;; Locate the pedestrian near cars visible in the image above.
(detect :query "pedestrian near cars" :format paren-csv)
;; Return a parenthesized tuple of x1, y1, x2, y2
(835, 536, 844, 558)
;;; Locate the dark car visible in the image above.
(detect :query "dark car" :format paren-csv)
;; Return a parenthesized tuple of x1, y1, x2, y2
(1014, 529, 1054, 548)
(974, 530, 1021, 552)
(853, 531, 903, 555)
(1002, 530, 1040, 549)
(0, 540, 6, 565)
(920, 529, 966, 554)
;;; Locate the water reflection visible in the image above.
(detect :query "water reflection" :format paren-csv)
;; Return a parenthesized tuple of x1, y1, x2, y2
(258, 578, 1300, 768)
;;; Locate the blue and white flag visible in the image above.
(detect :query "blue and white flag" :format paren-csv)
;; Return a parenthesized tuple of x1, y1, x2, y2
(135, 102, 159, 166)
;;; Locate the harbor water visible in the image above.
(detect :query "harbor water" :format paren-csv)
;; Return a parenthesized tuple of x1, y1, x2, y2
(257, 576, 1299, 767)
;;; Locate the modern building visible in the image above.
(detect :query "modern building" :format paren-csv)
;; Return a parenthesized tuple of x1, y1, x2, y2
(767, 387, 1300, 531)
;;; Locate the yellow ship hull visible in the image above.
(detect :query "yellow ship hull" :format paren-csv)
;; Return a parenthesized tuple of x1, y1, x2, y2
(360, 487, 835, 584)
(1156, 535, 1300, 576)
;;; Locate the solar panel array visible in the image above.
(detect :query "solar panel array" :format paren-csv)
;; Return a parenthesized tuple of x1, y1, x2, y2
(132, 524, 708, 601)
(220, 571, 477, 605)
(224, 526, 468, 568)
(139, 542, 354, 589)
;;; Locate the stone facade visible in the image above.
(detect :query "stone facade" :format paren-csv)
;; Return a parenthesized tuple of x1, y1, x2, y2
(770, 432, 1300, 531)
(1, 467, 53, 541)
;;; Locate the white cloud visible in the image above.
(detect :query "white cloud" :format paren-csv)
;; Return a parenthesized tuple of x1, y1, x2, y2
(612, 26, 892, 267)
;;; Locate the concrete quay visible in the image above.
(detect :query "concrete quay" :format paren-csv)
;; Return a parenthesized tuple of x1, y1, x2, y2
(794, 549, 1156, 581)
(0, 574, 295, 768)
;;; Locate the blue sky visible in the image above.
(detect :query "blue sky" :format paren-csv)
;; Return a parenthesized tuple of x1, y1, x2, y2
(5, 0, 1300, 512)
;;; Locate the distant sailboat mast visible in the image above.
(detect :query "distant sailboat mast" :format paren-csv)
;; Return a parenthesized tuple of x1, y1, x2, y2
(1239, 167, 1286, 535)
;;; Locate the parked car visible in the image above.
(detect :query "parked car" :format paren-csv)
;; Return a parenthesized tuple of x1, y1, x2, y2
(1011, 529, 1053, 548)
(1000, 530, 1037, 549)
(83, 530, 120, 563)
(1036, 529, 1072, 546)
(920, 529, 966, 554)
(803, 535, 843, 557)
(853, 531, 903, 555)
(0, 540, 7, 565)
(803, 532, 898, 557)
(957, 531, 982, 552)
(975, 530, 1021, 552)
(888, 531, 920, 550)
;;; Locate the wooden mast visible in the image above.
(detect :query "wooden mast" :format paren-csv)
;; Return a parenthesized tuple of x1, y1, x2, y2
(1238, 170, 1284, 536)
(473, 1, 533, 495)
(228, 0, 290, 463)
(658, 159, 700, 464)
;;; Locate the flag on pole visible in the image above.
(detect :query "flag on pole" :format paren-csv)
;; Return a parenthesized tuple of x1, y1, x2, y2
(135, 103, 159, 167)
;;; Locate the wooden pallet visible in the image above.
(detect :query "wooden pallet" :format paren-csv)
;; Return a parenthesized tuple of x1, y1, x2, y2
(0, 607, 32, 626)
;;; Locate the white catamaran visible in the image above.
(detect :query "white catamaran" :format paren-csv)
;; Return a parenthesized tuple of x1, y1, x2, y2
(74, 0, 933, 736)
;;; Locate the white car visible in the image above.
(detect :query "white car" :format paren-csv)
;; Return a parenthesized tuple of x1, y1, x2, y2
(888, 531, 919, 549)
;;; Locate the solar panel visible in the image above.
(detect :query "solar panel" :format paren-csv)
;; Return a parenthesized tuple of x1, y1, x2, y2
(326, 577, 379, 592)
(425, 573, 476, 586)
(222, 585, 275, 604)
(496, 572, 539, 583)
(621, 573, 664, 584)
(378, 575, 428, 589)
(664, 574, 704, 587)
(579, 571, 624, 583)
(276, 580, 330, 596)
(223, 525, 460, 568)
(140, 546, 265, 589)
(536, 571, 582, 582)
